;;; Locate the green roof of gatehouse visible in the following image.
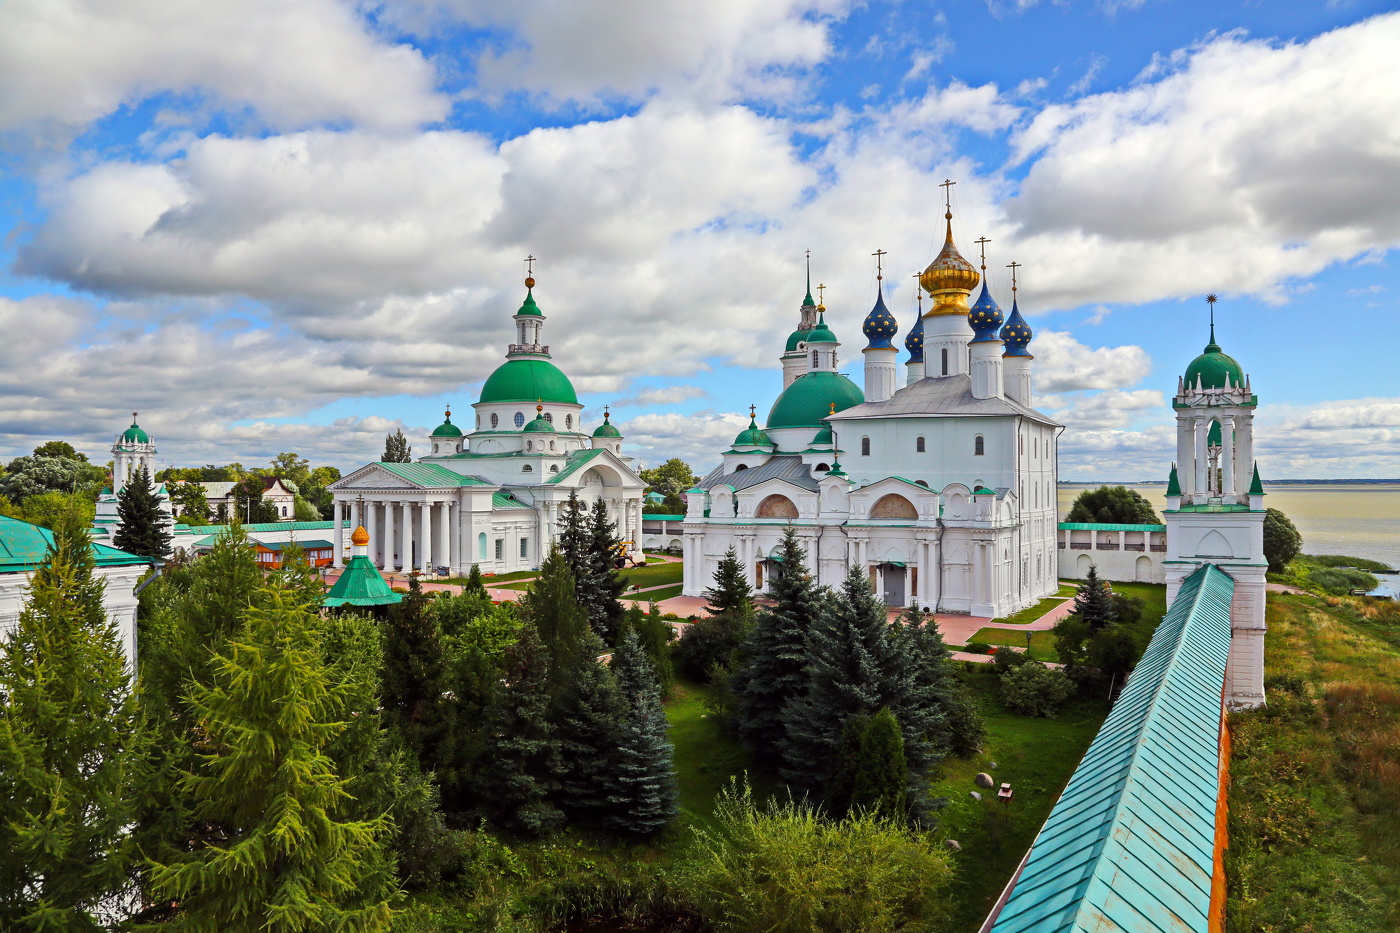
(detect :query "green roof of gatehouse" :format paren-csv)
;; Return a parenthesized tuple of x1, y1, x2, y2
(323, 555, 402, 608)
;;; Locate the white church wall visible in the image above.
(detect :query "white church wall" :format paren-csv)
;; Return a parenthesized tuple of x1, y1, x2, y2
(834, 415, 1017, 491)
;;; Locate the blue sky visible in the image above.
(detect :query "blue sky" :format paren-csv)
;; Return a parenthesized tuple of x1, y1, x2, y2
(1, 0, 1397, 480)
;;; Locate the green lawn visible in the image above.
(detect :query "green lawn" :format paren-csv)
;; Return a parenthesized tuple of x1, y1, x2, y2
(931, 665, 1112, 931)
(663, 679, 753, 831)
(625, 583, 684, 604)
(987, 595, 1071, 626)
(968, 627, 1059, 662)
(620, 562, 685, 588)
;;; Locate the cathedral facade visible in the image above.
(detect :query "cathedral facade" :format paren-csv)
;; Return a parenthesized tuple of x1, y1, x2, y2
(329, 277, 646, 575)
(681, 212, 1061, 617)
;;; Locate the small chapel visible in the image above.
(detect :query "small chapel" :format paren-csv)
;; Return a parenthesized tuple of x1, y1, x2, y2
(328, 272, 646, 575)
(681, 201, 1061, 617)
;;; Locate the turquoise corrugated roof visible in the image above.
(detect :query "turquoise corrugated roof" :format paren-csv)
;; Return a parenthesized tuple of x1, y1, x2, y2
(185, 521, 337, 534)
(989, 563, 1233, 933)
(491, 492, 534, 510)
(1058, 522, 1166, 532)
(374, 462, 493, 488)
(0, 515, 151, 571)
(546, 447, 608, 484)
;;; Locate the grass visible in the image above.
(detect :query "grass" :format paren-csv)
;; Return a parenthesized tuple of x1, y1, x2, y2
(986, 595, 1071, 626)
(930, 664, 1111, 931)
(621, 563, 685, 588)
(1225, 593, 1400, 931)
(625, 584, 684, 603)
(967, 627, 1059, 662)
(664, 678, 757, 831)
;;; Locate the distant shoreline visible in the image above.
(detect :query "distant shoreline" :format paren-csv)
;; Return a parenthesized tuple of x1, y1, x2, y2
(1061, 479, 1400, 486)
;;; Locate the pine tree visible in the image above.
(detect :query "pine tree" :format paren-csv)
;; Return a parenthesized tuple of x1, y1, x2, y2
(145, 590, 395, 933)
(0, 510, 145, 930)
(381, 573, 447, 759)
(606, 628, 679, 835)
(382, 428, 412, 463)
(732, 527, 821, 765)
(520, 544, 589, 704)
(848, 708, 908, 821)
(474, 621, 564, 836)
(584, 498, 627, 642)
(622, 602, 675, 694)
(554, 632, 627, 826)
(113, 464, 171, 559)
(703, 545, 754, 619)
(463, 563, 488, 598)
(1070, 564, 1118, 632)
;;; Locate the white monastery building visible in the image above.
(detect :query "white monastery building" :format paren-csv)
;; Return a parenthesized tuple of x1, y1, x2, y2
(329, 275, 646, 574)
(681, 208, 1061, 617)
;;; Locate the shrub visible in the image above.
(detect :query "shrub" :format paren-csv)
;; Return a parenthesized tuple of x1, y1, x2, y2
(1307, 567, 1379, 596)
(675, 614, 748, 683)
(1262, 508, 1303, 573)
(993, 647, 1034, 673)
(691, 780, 953, 933)
(963, 642, 992, 655)
(1308, 554, 1396, 573)
(999, 662, 1075, 718)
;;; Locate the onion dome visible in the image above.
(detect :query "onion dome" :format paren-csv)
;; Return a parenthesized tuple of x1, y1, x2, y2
(480, 359, 577, 403)
(919, 213, 980, 296)
(592, 408, 622, 438)
(806, 311, 838, 344)
(904, 313, 925, 363)
(351, 526, 370, 547)
(120, 414, 150, 444)
(430, 407, 463, 437)
(969, 282, 1004, 343)
(1000, 298, 1033, 357)
(811, 421, 834, 447)
(515, 281, 543, 317)
(766, 371, 864, 428)
(1183, 326, 1245, 390)
(862, 285, 898, 349)
(523, 405, 556, 433)
(785, 327, 813, 352)
(732, 412, 775, 448)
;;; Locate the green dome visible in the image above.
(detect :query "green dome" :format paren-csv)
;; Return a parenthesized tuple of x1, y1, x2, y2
(592, 410, 622, 438)
(732, 415, 774, 448)
(430, 409, 463, 437)
(785, 328, 813, 352)
(515, 287, 543, 317)
(120, 419, 149, 444)
(811, 423, 833, 446)
(479, 359, 579, 404)
(1183, 335, 1245, 391)
(766, 371, 864, 429)
(523, 414, 557, 433)
(805, 313, 837, 344)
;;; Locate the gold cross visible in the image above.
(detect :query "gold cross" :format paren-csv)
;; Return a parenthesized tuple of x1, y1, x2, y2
(974, 236, 991, 271)
(817, 283, 826, 305)
(524, 254, 537, 275)
(912, 272, 923, 309)
(1006, 260, 1021, 292)
(940, 178, 956, 213)
(872, 248, 886, 280)
(749, 403, 757, 420)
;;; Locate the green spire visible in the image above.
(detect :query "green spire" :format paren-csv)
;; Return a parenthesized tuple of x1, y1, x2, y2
(1248, 462, 1264, 496)
(804, 251, 814, 306)
(516, 287, 543, 317)
(1166, 464, 1181, 497)
(324, 555, 402, 607)
(827, 459, 846, 478)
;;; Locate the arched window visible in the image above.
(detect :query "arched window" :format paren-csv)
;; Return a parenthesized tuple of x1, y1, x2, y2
(477, 533, 487, 560)
(915, 479, 929, 487)
(513, 411, 525, 428)
(544, 412, 553, 423)
(490, 412, 499, 428)
(941, 347, 949, 375)
(974, 435, 985, 456)
(522, 464, 533, 472)
(870, 494, 918, 519)
(476, 414, 481, 429)
(815, 462, 829, 472)
(549, 440, 555, 450)
(565, 414, 572, 429)
(812, 350, 819, 367)
(861, 437, 871, 456)
(734, 464, 748, 471)
(915, 436, 925, 453)
(549, 464, 559, 473)
(756, 494, 799, 519)
(525, 440, 532, 451)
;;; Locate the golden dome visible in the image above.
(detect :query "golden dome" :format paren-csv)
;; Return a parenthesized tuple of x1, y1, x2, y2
(351, 526, 370, 547)
(919, 214, 980, 297)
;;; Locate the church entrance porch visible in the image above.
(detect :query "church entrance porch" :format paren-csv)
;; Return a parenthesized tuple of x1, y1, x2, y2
(881, 563, 907, 607)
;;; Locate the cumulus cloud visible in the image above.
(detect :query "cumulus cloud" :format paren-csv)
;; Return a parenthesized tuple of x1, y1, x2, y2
(1051, 388, 1165, 429)
(613, 386, 707, 408)
(0, 0, 446, 136)
(616, 411, 751, 469)
(1030, 330, 1151, 394)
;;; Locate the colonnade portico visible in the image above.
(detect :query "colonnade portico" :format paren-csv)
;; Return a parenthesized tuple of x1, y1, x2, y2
(333, 496, 457, 574)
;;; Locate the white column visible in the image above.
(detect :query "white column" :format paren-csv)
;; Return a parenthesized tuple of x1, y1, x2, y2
(383, 500, 397, 572)
(1193, 417, 1208, 500)
(1221, 416, 1236, 498)
(420, 500, 433, 573)
(437, 502, 451, 573)
(1177, 417, 1195, 498)
(332, 500, 345, 568)
(366, 500, 378, 566)
(401, 501, 413, 573)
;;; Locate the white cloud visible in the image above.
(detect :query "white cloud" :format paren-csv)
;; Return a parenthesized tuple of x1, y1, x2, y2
(613, 386, 707, 408)
(1051, 388, 1165, 429)
(1030, 330, 1152, 394)
(0, 0, 447, 136)
(618, 411, 751, 470)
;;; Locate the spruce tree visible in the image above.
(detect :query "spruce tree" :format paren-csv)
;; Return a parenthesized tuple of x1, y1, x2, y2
(463, 563, 488, 598)
(381, 573, 447, 758)
(1070, 564, 1118, 632)
(145, 590, 395, 932)
(554, 632, 627, 827)
(848, 708, 908, 821)
(622, 602, 675, 694)
(584, 498, 627, 642)
(113, 464, 171, 559)
(520, 544, 589, 704)
(474, 621, 564, 836)
(732, 527, 820, 765)
(0, 510, 145, 930)
(703, 545, 754, 619)
(606, 628, 679, 835)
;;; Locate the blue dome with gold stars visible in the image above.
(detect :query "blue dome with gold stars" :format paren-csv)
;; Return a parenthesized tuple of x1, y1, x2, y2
(861, 286, 898, 349)
(904, 312, 924, 363)
(969, 282, 1004, 343)
(1000, 298, 1033, 357)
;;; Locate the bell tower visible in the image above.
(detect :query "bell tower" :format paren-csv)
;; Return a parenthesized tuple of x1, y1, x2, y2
(1163, 296, 1267, 708)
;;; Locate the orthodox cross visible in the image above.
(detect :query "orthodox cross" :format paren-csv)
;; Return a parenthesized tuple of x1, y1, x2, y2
(872, 248, 886, 281)
(749, 403, 757, 421)
(816, 283, 826, 305)
(1006, 260, 1021, 293)
(974, 236, 991, 272)
(524, 254, 537, 276)
(940, 178, 956, 213)
(912, 272, 923, 310)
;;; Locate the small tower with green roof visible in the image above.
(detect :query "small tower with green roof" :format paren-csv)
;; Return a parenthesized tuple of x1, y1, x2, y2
(429, 406, 464, 456)
(111, 412, 157, 491)
(780, 252, 822, 389)
(590, 405, 624, 456)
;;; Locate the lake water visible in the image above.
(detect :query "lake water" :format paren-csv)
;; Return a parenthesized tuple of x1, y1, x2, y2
(1059, 484, 1400, 594)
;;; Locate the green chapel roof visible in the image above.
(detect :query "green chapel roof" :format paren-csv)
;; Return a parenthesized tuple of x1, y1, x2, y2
(766, 371, 864, 429)
(430, 408, 464, 438)
(323, 555, 402, 608)
(1248, 462, 1264, 496)
(0, 514, 151, 572)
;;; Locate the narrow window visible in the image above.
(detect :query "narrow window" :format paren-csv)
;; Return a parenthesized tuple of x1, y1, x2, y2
(520, 538, 529, 559)
(974, 435, 985, 456)
(565, 414, 573, 429)
(477, 533, 487, 560)
(549, 440, 555, 450)
(861, 437, 871, 456)
(490, 412, 499, 428)
(495, 539, 504, 561)
(941, 347, 948, 375)
(550, 464, 559, 473)
(916, 436, 926, 453)
(812, 350, 819, 367)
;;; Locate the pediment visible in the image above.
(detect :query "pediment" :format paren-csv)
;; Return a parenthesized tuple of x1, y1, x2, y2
(331, 465, 417, 490)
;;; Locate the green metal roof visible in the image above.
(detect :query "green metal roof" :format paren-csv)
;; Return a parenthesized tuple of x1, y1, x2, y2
(989, 563, 1234, 933)
(545, 447, 609, 484)
(0, 515, 151, 571)
(491, 492, 534, 510)
(522, 415, 556, 433)
(1166, 465, 1182, 497)
(120, 420, 151, 444)
(784, 327, 812, 352)
(479, 358, 578, 404)
(323, 555, 402, 608)
(256, 539, 335, 551)
(374, 462, 494, 488)
(766, 371, 864, 428)
(1183, 330, 1245, 391)
(592, 411, 622, 437)
(430, 411, 464, 437)
(1248, 463, 1264, 496)
(641, 514, 685, 521)
(184, 520, 337, 535)
(515, 287, 543, 317)
(1058, 522, 1166, 532)
(805, 313, 838, 344)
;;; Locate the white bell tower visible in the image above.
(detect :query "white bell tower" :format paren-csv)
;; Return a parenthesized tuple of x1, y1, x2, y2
(111, 413, 157, 491)
(1163, 296, 1267, 709)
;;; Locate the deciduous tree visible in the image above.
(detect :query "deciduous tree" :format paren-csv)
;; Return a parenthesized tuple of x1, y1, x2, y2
(1263, 507, 1303, 573)
(1065, 485, 1159, 524)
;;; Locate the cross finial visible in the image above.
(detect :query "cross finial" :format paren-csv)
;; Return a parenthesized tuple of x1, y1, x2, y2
(816, 282, 826, 305)
(974, 236, 991, 271)
(132, 411, 138, 422)
(872, 248, 886, 280)
(749, 403, 756, 421)
(524, 254, 536, 276)
(1206, 293, 1218, 341)
(912, 272, 923, 310)
(940, 179, 956, 216)
(1006, 261, 1021, 292)
(829, 402, 837, 415)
